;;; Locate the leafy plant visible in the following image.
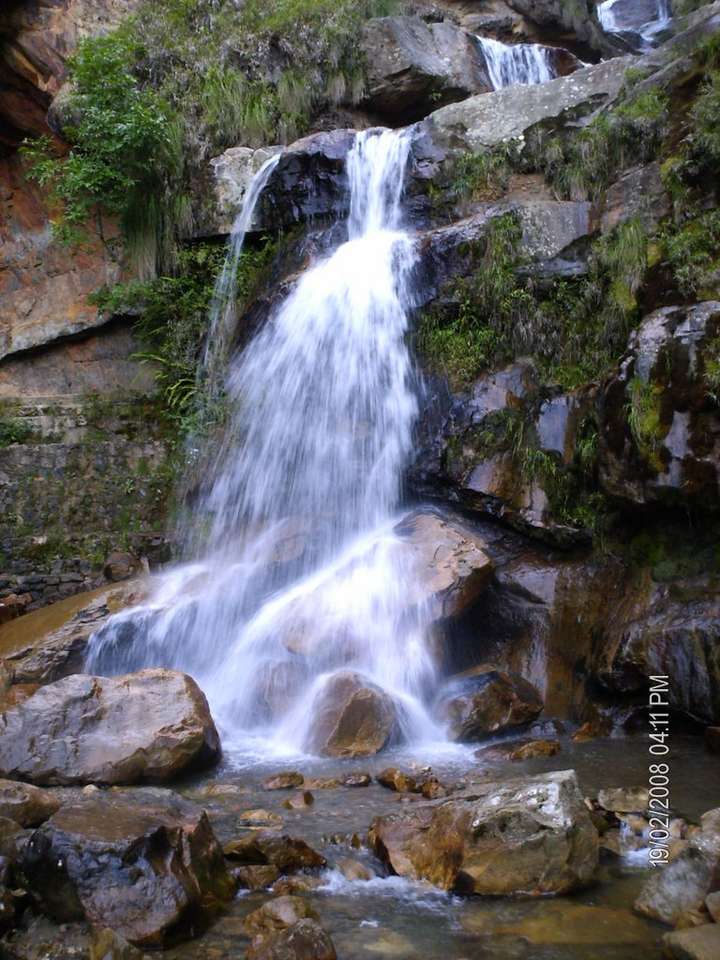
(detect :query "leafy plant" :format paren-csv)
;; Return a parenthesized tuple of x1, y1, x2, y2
(664, 211, 720, 296)
(20, 28, 182, 274)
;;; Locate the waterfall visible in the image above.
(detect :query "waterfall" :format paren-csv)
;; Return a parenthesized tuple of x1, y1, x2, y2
(199, 152, 281, 418)
(87, 128, 441, 757)
(597, 0, 672, 46)
(475, 36, 556, 89)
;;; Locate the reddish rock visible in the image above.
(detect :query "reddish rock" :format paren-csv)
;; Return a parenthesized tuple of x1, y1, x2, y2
(304, 671, 399, 758)
(436, 665, 543, 742)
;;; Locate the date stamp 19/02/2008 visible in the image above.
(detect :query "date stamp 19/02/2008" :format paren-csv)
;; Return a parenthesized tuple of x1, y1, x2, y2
(647, 675, 671, 866)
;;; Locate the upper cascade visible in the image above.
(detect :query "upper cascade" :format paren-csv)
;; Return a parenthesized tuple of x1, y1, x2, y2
(597, 0, 673, 47)
(475, 36, 557, 89)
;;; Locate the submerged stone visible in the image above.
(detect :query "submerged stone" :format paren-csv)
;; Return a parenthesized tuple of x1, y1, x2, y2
(370, 769, 598, 895)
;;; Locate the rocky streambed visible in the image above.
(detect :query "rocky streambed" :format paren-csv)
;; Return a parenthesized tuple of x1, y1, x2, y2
(0, 633, 717, 960)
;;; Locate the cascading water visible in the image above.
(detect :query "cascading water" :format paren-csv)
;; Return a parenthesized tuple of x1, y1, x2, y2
(597, 0, 672, 47)
(87, 128, 443, 757)
(475, 36, 556, 89)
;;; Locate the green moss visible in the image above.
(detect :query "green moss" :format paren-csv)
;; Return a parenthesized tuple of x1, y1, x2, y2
(0, 416, 33, 448)
(626, 376, 665, 466)
(664, 211, 720, 296)
(531, 90, 669, 201)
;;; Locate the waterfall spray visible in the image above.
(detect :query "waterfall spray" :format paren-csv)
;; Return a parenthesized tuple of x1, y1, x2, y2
(475, 36, 556, 89)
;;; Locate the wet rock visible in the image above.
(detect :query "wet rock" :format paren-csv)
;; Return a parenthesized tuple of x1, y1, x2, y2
(422, 57, 630, 153)
(22, 791, 235, 948)
(102, 551, 140, 583)
(0, 580, 147, 686)
(342, 772, 371, 788)
(243, 895, 319, 939)
(706, 727, 720, 754)
(232, 864, 280, 891)
(377, 768, 418, 793)
(707, 890, 720, 923)
(272, 875, 325, 896)
(238, 809, 284, 828)
(435, 665, 543, 742)
(263, 772, 305, 791)
(208, 144, 283, 235)
(393, 510, 495, 622)
(600, 162, 670, 234)
(0, 816, 32, 865)
(572, 718, 612, 741)
(304, 671, 399, 758)
(370, 769, 597, 895)
(222, 832, 326, 873)
(283, 791, 315, 811)
(509, 738, 561, 761)
(597, 787, 649, 814)
(261, 129, 355, 230)
(419, 776, 448, 799)
(0, 593, 31, 625)
(635, 808, 720, 925)
(335, 857, 375, 881)
(0, 669, 220, 785)
(248, 919, 337, 960)
(595, 569, 720, 725)
(360, 16, 491, 122)
(599, 302, 720, 508)
(89, 928, 144, 960)
(0, 780, 60, 826)
(662, 925, 720, 960)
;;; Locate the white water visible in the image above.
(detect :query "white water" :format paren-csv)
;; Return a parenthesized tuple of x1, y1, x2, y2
(597, 0, 672, 46)
(87, 129, 443, 757)
(198, 152, 281, 418)
(475, 36, 556, 89)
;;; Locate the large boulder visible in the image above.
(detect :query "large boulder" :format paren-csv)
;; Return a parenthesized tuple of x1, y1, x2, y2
(370, 769, 598, 894)
(304, 671, 399, 758)
(0, 580, 147, 687)
(393, 510, 494, 622)
(360, 16, 491, 121)
(22, 790, 235, 948)
(207, 144, 282, 234)
(662, 925, 720, 960)
(635, 807, 720, 925)
(422, 56, 631, 153)
(0, 669, 220, 785)
(435, 665, 543, 741)
(594, 570, 720, 725)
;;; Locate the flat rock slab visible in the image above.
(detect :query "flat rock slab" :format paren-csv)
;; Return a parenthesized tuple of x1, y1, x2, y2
(22, 790, 234, 948)
(370, 769, 598, 895)
(662, 924, 720, 960)
(0, 669, 220, 785)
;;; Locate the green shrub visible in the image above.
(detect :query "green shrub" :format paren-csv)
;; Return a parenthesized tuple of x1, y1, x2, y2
(627, 376, 664, 463)
(691, 71, 720, 164)
(21, 29, 183, 274)
(0, 416, 33, 448)
(664, 211, 720, 296)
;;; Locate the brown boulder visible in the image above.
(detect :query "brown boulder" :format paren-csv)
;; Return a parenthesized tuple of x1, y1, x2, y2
(0, 580, 147, 686)
(0, 594, 31, 626)
(436, 666, 543, 742)
(377, 768, 418, 793)
(222, 832, 326, 873)
(22, 791, 235, 948)
(243, 896, 318, 939)
(263, 771, 305, 791)
(0, 779, 60, 826)
(248, 919, 337, 960)
(0, 669, 220, 785)
(395, 510, 495, 623)
(662, 925, 720, 960)
(509, 739, 561, 761)
(103, 551, 140, 583)
(232, 864, 280, 891)
(304, 671, 399, 758)
(370, 769, 597, 895)
(283, 791, 314, 811)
